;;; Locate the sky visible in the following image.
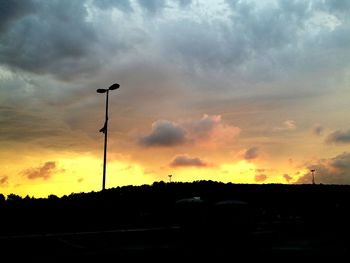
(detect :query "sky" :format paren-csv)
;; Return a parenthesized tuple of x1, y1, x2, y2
(1, 0, 350, 197)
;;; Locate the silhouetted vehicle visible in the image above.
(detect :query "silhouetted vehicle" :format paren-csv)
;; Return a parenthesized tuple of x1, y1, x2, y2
(174, 197, 206, 229)
(209, 200, 250, 229)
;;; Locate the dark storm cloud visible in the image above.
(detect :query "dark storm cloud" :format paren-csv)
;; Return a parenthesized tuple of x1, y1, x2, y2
(244, 147, 259, 160)
(0, 0, 34, 33)
(0, 0, 98, 80)
(139, 120, 186, 147)
(22, 161, 61, 180)
(297, 152, 350, 184)
(325, 130, 350, 144)
(1, 0, 349, 85)
(169, 154, 208, 168)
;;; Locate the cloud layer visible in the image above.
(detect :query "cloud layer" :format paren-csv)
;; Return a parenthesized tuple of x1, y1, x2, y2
(1, 0, 349, 84)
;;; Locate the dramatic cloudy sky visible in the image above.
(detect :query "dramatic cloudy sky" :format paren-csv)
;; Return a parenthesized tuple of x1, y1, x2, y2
(1, 0, 350, 197)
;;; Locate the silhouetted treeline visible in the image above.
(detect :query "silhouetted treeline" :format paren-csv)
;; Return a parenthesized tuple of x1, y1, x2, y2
(1, 181, 350, 237)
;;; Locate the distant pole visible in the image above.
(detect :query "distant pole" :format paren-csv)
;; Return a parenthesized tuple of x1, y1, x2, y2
(168, 174, 172, 183)
(97, 83, 120, 191)
(310, 169, 315, 185)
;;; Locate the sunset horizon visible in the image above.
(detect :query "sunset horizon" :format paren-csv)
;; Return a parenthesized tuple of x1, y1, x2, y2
(1, 0, 350, 198)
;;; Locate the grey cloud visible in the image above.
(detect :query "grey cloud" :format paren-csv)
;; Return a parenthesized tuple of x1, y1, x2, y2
(0, 0, 34, 33)
(155, 0, 350, 95)
(22, 161, 61, 180)
(0, 0, 99, 80)
(161, 0, 311, 73)
(187, 114, 220, 140)
(331, 153, 350, 170)
(139, 120, 186, 147)
(296, 152, 350, 184)
(137, 0, 192, 15)
(231, 0, 309, 51)
(0, 0, 349, 88)
(185, 114, 240, 144)
(177, 0, 192, 8)
(325, 130, 350, 144)
(93, 0, 133, 12)
(170, 154, 208, 168)
(139, 115, 240, 147)
(320, 0, 350, 16)
(159, 19, 247, 73)
(137, 0, 166, 14)
(244, 147, 259, 160)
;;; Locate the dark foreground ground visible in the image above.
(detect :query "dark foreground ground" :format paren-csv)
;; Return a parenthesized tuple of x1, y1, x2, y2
(1, 224, 349, 261)
(1, 181, 350, 260)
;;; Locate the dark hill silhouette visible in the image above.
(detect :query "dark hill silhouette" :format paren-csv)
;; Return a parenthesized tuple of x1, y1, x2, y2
(1, 181, 350, 259)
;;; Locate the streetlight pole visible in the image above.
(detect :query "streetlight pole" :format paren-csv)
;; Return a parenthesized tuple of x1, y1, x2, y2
(97, 83, 120, 191)
(102, 89, 109, 191)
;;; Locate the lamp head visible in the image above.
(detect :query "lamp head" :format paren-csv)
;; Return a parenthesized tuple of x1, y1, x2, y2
(97, 89, 107, 93)
(108, 83, 120, 90)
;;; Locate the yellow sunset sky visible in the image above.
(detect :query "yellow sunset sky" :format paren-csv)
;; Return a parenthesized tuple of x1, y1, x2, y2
(1, 0, 350, 197)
